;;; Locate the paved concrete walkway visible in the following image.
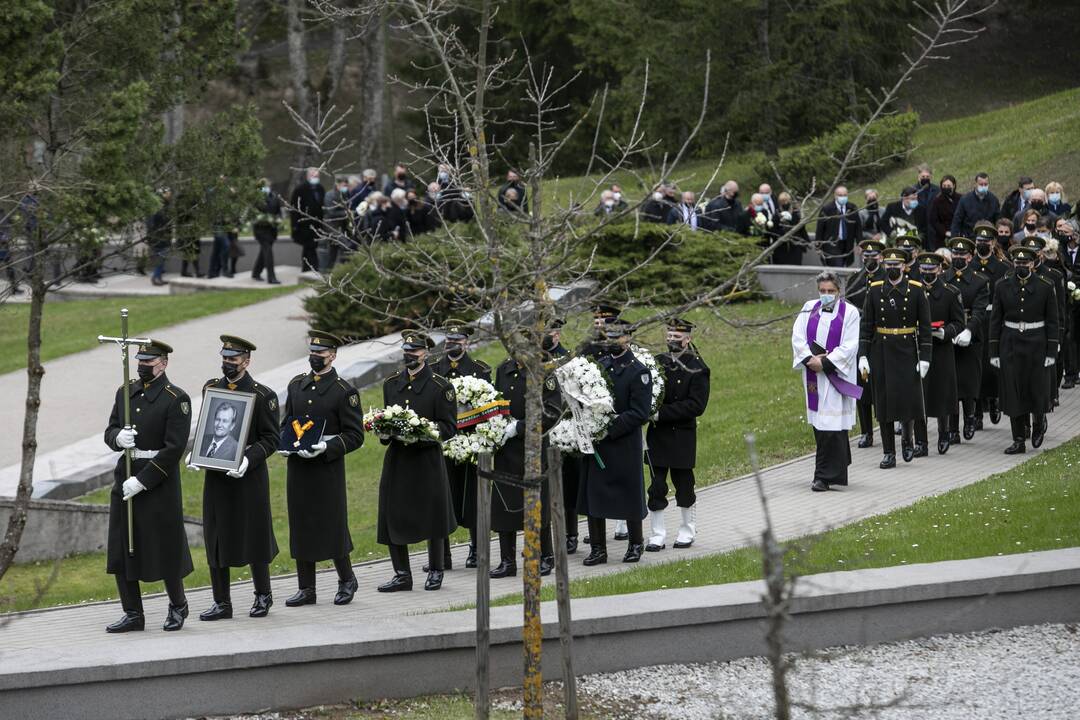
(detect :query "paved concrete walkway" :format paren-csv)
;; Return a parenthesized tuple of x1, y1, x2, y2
(0, 288, 311, 470)
(2, 382, 1078, 665)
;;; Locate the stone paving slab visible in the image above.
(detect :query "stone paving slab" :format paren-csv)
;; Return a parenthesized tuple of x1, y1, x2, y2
(1, 383, 1077, 664)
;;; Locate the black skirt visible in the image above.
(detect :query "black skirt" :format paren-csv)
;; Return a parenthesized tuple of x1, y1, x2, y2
(813, 429, 851, 487)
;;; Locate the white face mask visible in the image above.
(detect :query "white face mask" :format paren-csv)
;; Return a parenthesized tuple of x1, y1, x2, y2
(652, 192, 663, 202)
(307, 176, 319, 185)
(613, 192, 622, 202)
(819, 293, 837, 307)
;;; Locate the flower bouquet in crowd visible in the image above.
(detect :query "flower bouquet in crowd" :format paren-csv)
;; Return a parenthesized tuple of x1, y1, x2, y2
(631, 344, 665, 415)
(751, 211, 774, 235)
(443, 376, 511, 463)
(550, 356, 615, 465)
(1069, 281, 1080, 302)
(363, 404, 441, 444)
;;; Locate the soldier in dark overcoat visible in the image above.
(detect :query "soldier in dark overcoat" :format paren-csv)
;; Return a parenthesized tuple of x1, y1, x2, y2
(973, 221, 1011, 428)
(579, 317, 651, 565)
(103, 340, 192, 633)
(376, 331, 458, 592)
(990, 245, 1060, 454)
(281, 330, 364, 607)
(858, 247, 933, 469)
(844, 239, 886, 447)
(543, 319, 582, 554)
(430, 320, 490, 569)
(944, 237, 991, 442)
(645, 318, 710, 552)
(192, 335, 280, 622)
(489, 348, 562, 579)
(1025, 236, 1067, 407)
(915, 253, 965, 454)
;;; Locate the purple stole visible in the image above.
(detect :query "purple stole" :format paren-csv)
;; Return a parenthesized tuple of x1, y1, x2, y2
(805, 300, 863, 411)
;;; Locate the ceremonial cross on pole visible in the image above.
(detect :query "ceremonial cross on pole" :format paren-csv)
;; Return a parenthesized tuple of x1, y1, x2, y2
(98, 308, 152, 556)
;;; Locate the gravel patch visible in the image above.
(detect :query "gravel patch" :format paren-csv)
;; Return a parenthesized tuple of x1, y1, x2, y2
(577, 623, 1080, 719)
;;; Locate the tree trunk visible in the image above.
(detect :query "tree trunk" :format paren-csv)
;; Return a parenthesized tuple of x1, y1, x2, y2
(356, 11, 386, 171)
(757, 0, 779, 159)
(546, 445, 579, 719)
(475, 453, 493, 720)
(521, 360, 545, 720)
(0, 229, 47, 581)
(286, 0, 313, 183)
(323, 11, 348, 104)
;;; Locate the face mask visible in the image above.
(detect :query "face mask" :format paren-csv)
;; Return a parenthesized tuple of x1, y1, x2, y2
(919, 177, 931, 186)
(666, 340, 685, 353)
(1025, 223, 1036, 232)
(866, 198, 878, 208)
(137, 364, 156, 382)
(942, 186, 954, 195)
(865, 258, 879, 272)
(404, 353, 423, 370)
(652, 192, 663, 202)
(1031, 200, 1045, 209)
(308, 354, 328, 373)
(922, 270, 938, 284)
(1022, 189, 1032, 200)
(541, 335, 557, 352)
(997, 234, 1011, 244)
(761, 192, 771, 201)
(754, 204, 765, 212)
(222, 362, 242, 380)
(819, 293, 837, 306)
(261, 186, 271, 194)
(446, 342, 465, 359)
(307, 176, 319, 186)
(1015, 265, 1032, 279)
(613, 192, 622, 202)
(907, 200, 919, 210)
(976, 185, 989, 195)
(437, 172, 450, 183)
(977, 242, 993, 257)
(886, 267, 903, 282)
(952, 256, 968, 271)
(604, 200, 615, 209)
(1049, 193, 1062, 204)
(396, 172, 406, 180)
(836, 196, 848, 206)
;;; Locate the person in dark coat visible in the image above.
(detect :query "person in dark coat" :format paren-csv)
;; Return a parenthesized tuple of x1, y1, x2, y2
(943, 238, 990, 443)
(281, 330, 364, 607)
(251, 179, 282, 284)
(542, 319, 582, 552)
(772, 192, 809, 265)
(815, 187, 860, 267)
(146, 188, 173, 287)
(1058, 219, 1080, 387)
(858, 189, 888, 241)
(858, 248, 933, 469)
(950, 173, 1000, 239)
(882, 186, 930, 246)
(376, 331, 458, 592)
(103, 340, 192, 633)
(579, 317, 651, 565)
(704, 181, 749, 234)
(641, 184, 677, 225)
(489, 349, 562, 579)
(915, 253, 965, 454)
(190, 336, 280, 621)
(289, 167, 326, 273)
(972, 221, 1011, 429)
(1046, 182, 1071, 219)
(430, 321, 491, 569)
(990, 245, 1059, 454)
(928, 175, 959, 250)
(915, 164, 940, 213)
(498, 170, 528, 213)
(645, 318, 710, 551)
(1026, 235, 1067, 408)
(846, 239, 886, 447)
(1001, 176, 1036, 225)
(382, 164, 416, 198)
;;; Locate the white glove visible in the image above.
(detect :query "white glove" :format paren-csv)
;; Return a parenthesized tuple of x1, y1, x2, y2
(990, 357, 1000, 368)
(932, 328, 946, 340)
(858, 357, 870, 376)
(377, 432, 391, 441)
(954, 329, 972, 347)
(1045, 356, 1056, 367)
(502, 422, 519, 443)
(122, 476, 146, 500)
(116, 427, 137, 449)
(297, 441, 327, 459)
(226, 455, 250, 478)
(917, 361, 930, 378)
(276, 449, 293, 456)
(185, 452, 198, 471)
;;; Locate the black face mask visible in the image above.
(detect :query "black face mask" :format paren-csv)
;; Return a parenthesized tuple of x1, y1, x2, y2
(404, 353, 423, 370)
(919, 177, 931, 186)
(222, 362, 242, 381)
(942, 187, 954, 196)
(923, 270, 939, 284)
(137, 364, 156, 382)
(864, 258, 880, 272)
(540, 335, 558, 352)
(445, 343, 465, 359)
(1025, 223, 1037, 232)
(1015, 265, 1032, 279)
(977, 242, 993, 258)
(667, 340, 685, 353)
(886, 267, 903, 282)
(952, 257, 968, 271)
(866, 201, 878, 210)
(1031, 200, 1045, 209)
(308, 354, 328, 373)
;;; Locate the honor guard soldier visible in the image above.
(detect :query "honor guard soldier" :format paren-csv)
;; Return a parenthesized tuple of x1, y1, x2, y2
(542, 318, 583, 554)
(579, 316, 651, 565)
(990, 245, 1059, 453)
(915, 252, 965, 454)
(489, 337, 563, 578)
(578, 303, 621, 360)
(645, 318, 710, 551)
(377, 331, 458, 592)
(103, 340, 193, 633)
(972, 221, 1010, 428)
(431, 320, 490, 570)
(845, 239, 886, 447)
(1023, 236, 1067, 407)
(895, 231, 923, 280)
(281, 330, 364, 607)
(944, 238, 991, 442)
(190, 336, 280, 621)
(858, 247, 933, 468)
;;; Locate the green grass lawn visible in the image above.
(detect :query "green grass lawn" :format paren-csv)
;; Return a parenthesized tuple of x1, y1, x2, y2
(491, 433, 1080, 607)
(0, 286, 298, 375)
(0, 300, 815, 612)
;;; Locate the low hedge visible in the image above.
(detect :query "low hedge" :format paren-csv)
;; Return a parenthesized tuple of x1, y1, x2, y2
(754, 112, 918, 194)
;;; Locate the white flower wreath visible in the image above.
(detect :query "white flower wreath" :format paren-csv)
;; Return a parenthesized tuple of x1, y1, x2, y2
(442, 376, 511, 464)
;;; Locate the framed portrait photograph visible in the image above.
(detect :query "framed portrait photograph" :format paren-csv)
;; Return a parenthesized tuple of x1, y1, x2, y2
(191, 388, 257, 472)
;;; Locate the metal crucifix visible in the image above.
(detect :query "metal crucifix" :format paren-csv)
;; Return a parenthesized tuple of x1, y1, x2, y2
(98, 308, 151, 556)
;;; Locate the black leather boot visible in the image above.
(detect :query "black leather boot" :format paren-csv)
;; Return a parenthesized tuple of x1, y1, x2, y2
(937, 435, 950, 455)
(249, 593, 273, 618)
(1031, 415, 1047, 448)
(334, 575, 359, 605)
(424, 570, 444, 591)
(879, 453, 896, 469)
(377, 572, 413, 593)
(489, 560, 517, 578)
(163, 603, 189, 632)
(857, 433, 874, 449)
(622, 543, 644, 563)
(285, 587, 316, 606)
(565, 535, 579, 555)
(106, 611, 145, 634)
(963, 416, 976, 440)
(1004, 440, 1026, 455)
(582, 546, 608, 566)
(540, 555, 554, 577)
(199, 601, 233, 621)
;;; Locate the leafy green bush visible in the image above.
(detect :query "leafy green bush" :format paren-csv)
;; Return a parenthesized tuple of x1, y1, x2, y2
(754, 112, 918, 194)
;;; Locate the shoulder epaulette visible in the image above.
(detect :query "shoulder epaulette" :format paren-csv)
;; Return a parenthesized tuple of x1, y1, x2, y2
(476, 359, 491, 371)
(908, 279, 923, 287)
(203, 378, 217, 389)
(1038, 275, 1054, 286)
(946, 283, 961, 294)
(869, 280, 884, 287)
(383, 371, 401, 383)
(251, 382, 272, 397)
(289, 373, 307, 385)
(164, 385, 180, 398)
(431, 372, 451, 387)
(336, 377, 354, 392)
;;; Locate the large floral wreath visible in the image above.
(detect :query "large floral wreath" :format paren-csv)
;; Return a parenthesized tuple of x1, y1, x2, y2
(549, 356, 615, 460)
(363, 404, 441, 444)
(442, 375, 511, 463)
(631, 344, 665, 415)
